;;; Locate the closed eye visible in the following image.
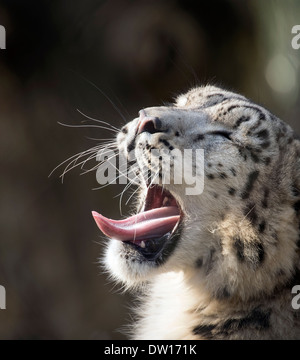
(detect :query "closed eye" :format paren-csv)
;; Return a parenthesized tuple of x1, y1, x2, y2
(208, 131, 232, 140)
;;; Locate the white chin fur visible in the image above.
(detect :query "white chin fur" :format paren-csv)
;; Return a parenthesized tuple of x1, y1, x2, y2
(104, 240, 160, 286)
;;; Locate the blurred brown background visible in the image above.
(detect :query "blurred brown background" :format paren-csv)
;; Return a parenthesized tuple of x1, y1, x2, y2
(0, 0, 299, 339)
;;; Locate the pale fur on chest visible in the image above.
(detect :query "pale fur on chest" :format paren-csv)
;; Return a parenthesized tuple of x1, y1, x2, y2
(133, 270, 300, 340)
(133, 272, 202, 340)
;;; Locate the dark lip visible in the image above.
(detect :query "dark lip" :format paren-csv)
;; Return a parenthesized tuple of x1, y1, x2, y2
(123, 218, 183, 264)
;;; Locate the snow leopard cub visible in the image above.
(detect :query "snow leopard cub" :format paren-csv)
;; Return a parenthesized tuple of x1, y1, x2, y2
(93, 85, 300, 339)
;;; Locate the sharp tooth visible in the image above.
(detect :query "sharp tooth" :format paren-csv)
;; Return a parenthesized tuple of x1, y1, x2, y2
(163, 196, 169, 206)
(140, 241, 146, 248)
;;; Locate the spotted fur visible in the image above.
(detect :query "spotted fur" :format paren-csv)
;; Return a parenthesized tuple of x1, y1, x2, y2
(104, 85, 300, 339)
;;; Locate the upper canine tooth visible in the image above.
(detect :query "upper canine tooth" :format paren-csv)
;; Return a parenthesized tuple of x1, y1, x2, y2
(140, 241, 146, 248)
(163, 196, 169, 206)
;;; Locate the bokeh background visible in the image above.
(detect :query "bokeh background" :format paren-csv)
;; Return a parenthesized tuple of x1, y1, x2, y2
(0, 0, 299, 339)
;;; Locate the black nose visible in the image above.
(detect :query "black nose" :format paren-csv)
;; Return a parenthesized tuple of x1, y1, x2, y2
(137, 110, 164, 135)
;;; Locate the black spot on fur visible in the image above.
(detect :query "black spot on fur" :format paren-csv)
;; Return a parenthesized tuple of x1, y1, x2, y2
(227, 105, 240, 113)
(205, 248, 216, 275)
(244, 203, 258, 224)
(121, 126, 128, 134)
(258, 220, 266, 233)
(169, 146, 174, 151)
(260, 141, 270, 149)
(293, 132, 300, 141)
(276, 269, 286, 277)
(250, 152, 260, 163)
(160, 139, 170, 147)
(228, 187, 236, 196)
(276, 131, 284, 142)
(294, 201, 300, 214)
(207, 174, 214, 180)
(230, 167, 237, 176)
(262, 188, 269, 208)
(219, 172, 227, 179)
(292, 184, 300, 197)
(194, 308, 271, 339)
(127, 139, 136, 153)
(271, 232, 278, 245)
(234, 235, 264, 266)
(238, 149, 247, 161)
(195, 258, 203, 268)
(253, 146, 262, 153)
(234, 115, 250, 129)
(192, 324, 216, 338)
(248, 120, 262, 134)
(207, 93, 225, 99)
(215, 287, 231, 300)
(257, 243, 265, 264)
(241, 171, 259, 199)
(218, 163, 223, 167)
(255, 129, 269, 139)
(220, 213, 226, 221)
(242, 106, 266, 121)
(263, 157, 271, 165)
(175, 131, 180, 137)
(147, 169, 152, 181)
(233, 237, 245, 262)
(208, 99, 223, 107)
(220, 308, 271, 334)
(196, 134, 205, 141)
(210, 130, 232, 140)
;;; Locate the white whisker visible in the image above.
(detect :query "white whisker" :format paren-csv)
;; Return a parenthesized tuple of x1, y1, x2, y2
(77, 109, 120, 131)
(57, 121, 119, 133)
(72, 73, 128, 124)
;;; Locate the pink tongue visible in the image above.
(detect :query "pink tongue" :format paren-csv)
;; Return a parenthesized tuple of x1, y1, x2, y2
(92, 207, 180, 242)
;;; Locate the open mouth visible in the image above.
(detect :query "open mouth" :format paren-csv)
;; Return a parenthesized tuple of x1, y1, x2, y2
(92, 185, 183, 263)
